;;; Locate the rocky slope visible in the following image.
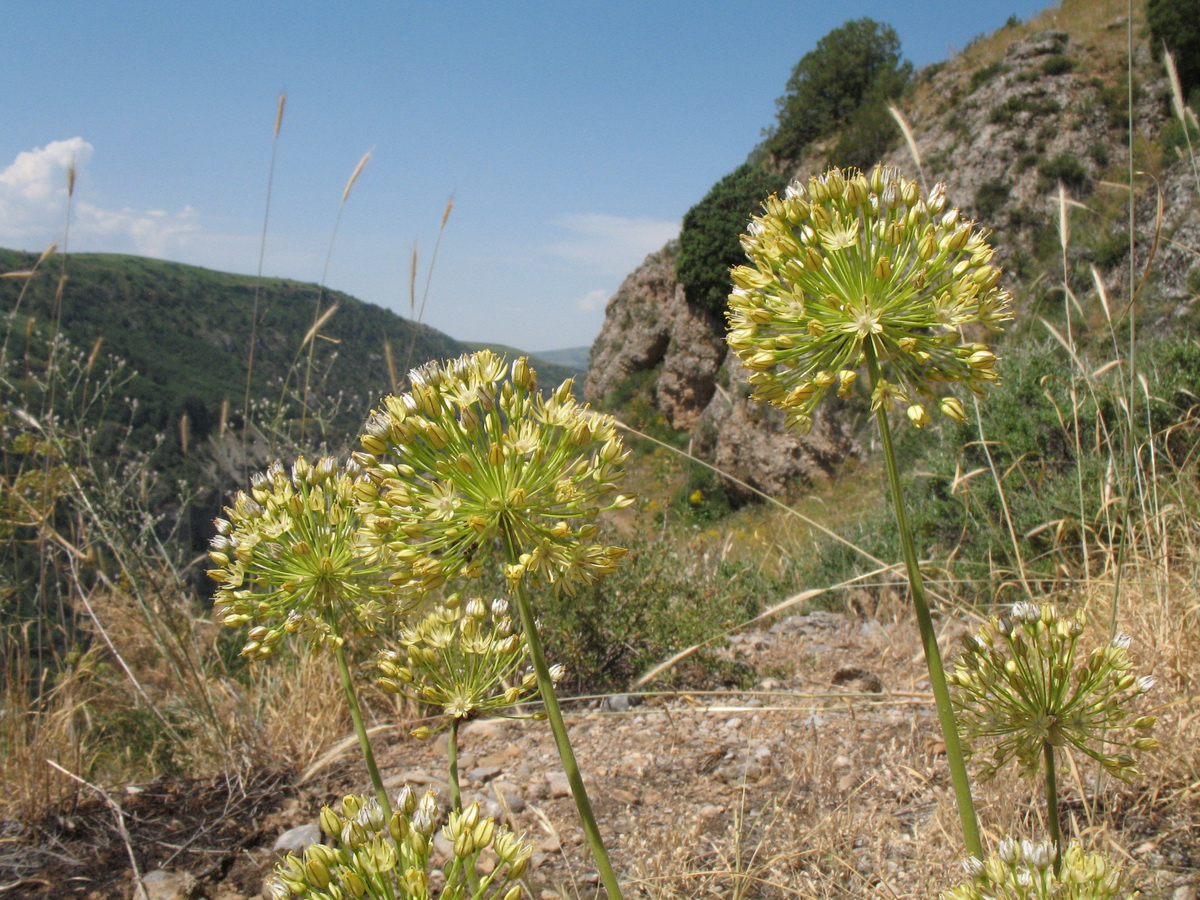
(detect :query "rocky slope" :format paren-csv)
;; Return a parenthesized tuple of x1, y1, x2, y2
(586, 1, 1196, 498)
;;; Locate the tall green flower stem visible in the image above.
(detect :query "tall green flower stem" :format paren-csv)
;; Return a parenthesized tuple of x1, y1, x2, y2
(1043, 741, 1062, 875)
(334, 643, 393, 819)
(501, 527, 625, 900)
(866, 346, 983, 860)
(447, 717, 463, 812)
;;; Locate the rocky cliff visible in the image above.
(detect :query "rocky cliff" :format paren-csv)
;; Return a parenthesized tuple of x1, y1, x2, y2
(586, 2, 1195, 498)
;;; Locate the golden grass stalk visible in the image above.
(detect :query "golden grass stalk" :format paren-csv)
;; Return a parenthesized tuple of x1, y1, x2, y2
(402, 195, 455, 373)
(888, 103, 926, 191)
(242, 92, 286, 479)
(342, 150, 372, 204)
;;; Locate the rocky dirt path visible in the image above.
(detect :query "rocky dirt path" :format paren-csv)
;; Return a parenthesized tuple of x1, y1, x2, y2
(7, 610, 1195, 900)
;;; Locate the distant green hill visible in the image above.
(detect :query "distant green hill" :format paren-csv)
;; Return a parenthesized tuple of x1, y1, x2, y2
(532, 346, 590, 373)
(0, 249, 467, 445)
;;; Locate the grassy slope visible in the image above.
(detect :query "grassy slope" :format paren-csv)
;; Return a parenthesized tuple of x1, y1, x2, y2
(0, 248, 466, 430)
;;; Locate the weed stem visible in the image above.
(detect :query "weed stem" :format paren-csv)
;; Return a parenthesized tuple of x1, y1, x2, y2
(1044, 741, 1062, 875)
(865, 343, 983, 859)
(334, 643, 393, 819)
(501, 526, 625, 900)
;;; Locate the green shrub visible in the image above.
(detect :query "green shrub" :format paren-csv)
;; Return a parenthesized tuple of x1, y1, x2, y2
(676, 162, 788, 320)
(1041, 54, 1077, 76)
(1148, 0, 1200, 97)
(826, 101, 901, 171)
(970, 62, 1009, 92)
(764, 18, 911, 161)
(1159, 114, 1200, 155)
(1038, 152, 1090, 193)
(988, 93, 1062, 126)
(674, 462, 733, 524)
(539, 535, 765, 692)
(974, 179, 1011, 219)
(1015, 152, 1040, 174)
(797, 339, 1200, 602)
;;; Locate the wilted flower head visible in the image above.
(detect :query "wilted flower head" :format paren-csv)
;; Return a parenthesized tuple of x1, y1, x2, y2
(941, 840, 1133, 899)
(950, 604, 1157, 780)
(355, 350, 634, 597)
(208, 457, 408, 658)
(376, 595, 556, 734)
(727, 165, 1012, 434)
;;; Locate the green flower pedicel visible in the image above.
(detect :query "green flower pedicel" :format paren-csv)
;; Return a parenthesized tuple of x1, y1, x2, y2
(728, 165, 1011, 434)
(951, 603, 1158, 781)
(377, 596, 549, 737)
(377, 595, 558, 813)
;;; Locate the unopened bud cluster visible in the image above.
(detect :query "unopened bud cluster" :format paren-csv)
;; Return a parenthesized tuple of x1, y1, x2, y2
(207, 457, 407, 658)
(377, 596, 558, 734)
(727, 165, 1012, 434)
(266, 789, 531, 900)
(941, 839, 1134, 899)
(950, 603, 1157, 780)
(355, 350, 633, 598)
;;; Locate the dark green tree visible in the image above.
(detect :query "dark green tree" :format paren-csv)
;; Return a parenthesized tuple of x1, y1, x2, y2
(675, 162, 788, 319)
(765, 18, 911, 162)
(1148, 0, 1200, 98)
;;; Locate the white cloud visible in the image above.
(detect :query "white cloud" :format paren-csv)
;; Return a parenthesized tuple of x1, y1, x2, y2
(548, 213, 678, 275)
(0, 138, 198, 257)
(575, 288, 609, 312)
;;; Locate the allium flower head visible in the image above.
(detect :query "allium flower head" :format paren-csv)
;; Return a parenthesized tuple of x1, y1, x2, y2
(208, 457, 407, 658)
(941, 840, 1133, 899)
(376, 595, 554, 734)
(727, 165, 1012, 434)
(950, 604, 1157, 780)
(355, 350, 634, 597)
(272, 789, 532, 898)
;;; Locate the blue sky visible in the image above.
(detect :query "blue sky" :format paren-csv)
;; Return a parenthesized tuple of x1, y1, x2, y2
(3, 1, 1054, 353)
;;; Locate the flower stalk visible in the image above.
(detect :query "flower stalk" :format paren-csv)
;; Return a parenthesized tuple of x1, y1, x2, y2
(865, 343, 983, 858)
(334, 644, 393, 818)
(502, 526, 624, 900)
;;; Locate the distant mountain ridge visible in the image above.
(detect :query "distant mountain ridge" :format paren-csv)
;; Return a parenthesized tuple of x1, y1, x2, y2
(0, 249, 586, 446)
(0, 248, 464, 425)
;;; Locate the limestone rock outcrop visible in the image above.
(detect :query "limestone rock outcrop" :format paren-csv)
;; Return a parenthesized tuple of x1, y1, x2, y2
(586, 21, 1186, 497)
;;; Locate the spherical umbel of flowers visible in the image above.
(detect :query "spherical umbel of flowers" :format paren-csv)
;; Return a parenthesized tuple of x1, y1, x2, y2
(376, 596, 557, 735)
(266, 788, 532, 900)
(727, 165, 1013, 435)
(941, 839, 1134, 900)
(207, 456, 408, 659)
(354, 350, 634, 598)
(949, 603, 1157, 781)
